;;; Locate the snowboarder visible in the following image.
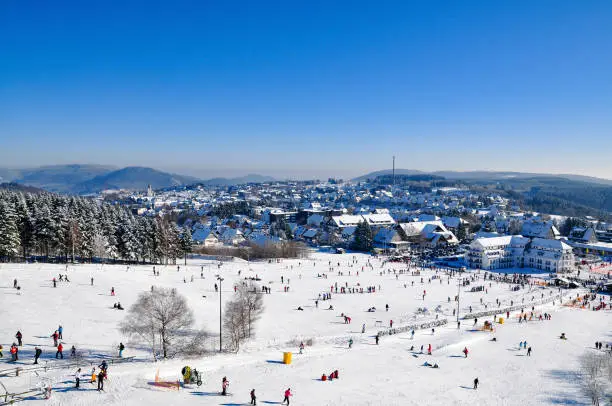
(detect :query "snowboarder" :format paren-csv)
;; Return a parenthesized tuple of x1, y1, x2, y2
(75, 368, 81, 388)
(222, 377, 229, 396)
(474, 377, 479, 389)
(463, 347, 468, 358)
(56, 343, 64, 359)
(282, 388, 292, 405)
(15, 331, 22, 346)
(51, 331, 59, 347)
(527, 347, 532, 356)
(118, 342, 125, 357)
(348, 338, 353, 349)
(427, 344, 432, 355)
(71, 345, 76, 357)
(250, 389, 257, 405)
(375, 334, 379, 345)
(34, 347, 42, 364)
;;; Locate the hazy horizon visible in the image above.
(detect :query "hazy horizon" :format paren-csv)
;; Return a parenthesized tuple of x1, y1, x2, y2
(3, 162, 612, 182)
(2, 2, 611, 179)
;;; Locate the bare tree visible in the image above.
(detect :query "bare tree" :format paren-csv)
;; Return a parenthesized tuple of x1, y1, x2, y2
(237, 282, 265, 338)
(578, 352, 611, 405)
(223, 282, 265, 352)
(121, 287, 207, 359)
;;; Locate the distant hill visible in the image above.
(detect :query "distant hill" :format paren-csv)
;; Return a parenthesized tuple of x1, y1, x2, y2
(74, 166, 200, 194)
(0, 182, 47, 194)
(354, 169, 612, 186)
(198, 174, 276, 186)
(12, 164, 117, 193)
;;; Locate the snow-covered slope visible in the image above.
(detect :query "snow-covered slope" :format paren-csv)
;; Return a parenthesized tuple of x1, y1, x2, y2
(0, 253, 609, 405)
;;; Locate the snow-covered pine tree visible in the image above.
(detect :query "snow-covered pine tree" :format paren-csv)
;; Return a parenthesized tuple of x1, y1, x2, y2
(0, 199, 21, 260)
(179, 226, 193, 265)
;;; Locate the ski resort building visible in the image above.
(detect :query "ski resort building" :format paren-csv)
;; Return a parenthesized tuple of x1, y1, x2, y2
(468, 236, 574, 272)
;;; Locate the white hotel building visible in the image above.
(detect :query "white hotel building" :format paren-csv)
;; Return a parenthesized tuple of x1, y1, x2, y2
(468, 236, 574, 273)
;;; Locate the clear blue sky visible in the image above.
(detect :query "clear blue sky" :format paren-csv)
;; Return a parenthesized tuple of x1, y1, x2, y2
(1, 0, 611, 179)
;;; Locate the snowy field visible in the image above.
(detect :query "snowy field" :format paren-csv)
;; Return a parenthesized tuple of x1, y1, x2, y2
(0, 253, 610, 405)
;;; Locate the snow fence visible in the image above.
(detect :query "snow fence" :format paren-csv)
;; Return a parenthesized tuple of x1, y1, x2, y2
(377, 318, 448, 337)
(461, 292, 565, 320)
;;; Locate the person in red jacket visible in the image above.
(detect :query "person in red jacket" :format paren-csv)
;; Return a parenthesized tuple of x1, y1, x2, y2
(282, 388, 292, 405)
(51, 331, 59, 347)
(463, 347, 469, 358)
(427, 344, 432, 355)
(56, 343, 64, 359)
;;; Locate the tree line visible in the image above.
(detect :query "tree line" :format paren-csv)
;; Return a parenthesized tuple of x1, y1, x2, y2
(0, 190, 192, 263)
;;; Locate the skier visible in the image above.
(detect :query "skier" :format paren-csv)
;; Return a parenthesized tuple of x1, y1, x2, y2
(58, 325, 63, 339)
(34, 347, 42, 364)
(527, 346, 532, 356)
(222, 376, 229, 396)
(299, 342, 304, 354)
(250, 388, 257, 405)
(15, 331, 22, 346)
(56, 343, 64, 359)
(348, 338, 353, 349)
(71, 345, 76, 357)
(282, 388, 292, 405)
(97, 369, 105, 391)
(91, 277, 94, 286)
(474, 377, 479, 389)
(118, 342, 125, 357)
(75, 368, 81, 388)
(53, 277, 57, 288)
(375, 334, 379, 345)
(10, 344, 18, 362)
(13, 278, 17, 288)
(427, 344, 432, 355)
(51, 331, 59, 347)
(111, 287, 115, 296)
(362, 323, 366, 333)
(463, 347, 469, 358)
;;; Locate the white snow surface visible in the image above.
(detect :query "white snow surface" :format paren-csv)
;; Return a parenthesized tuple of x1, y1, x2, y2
(0, 253, 610, 405)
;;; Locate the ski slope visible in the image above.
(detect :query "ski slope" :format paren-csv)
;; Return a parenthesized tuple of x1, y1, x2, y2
(0, 253, 610, 405)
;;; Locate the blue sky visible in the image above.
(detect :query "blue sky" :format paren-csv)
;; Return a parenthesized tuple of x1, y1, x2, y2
(1, 0, 611, 179)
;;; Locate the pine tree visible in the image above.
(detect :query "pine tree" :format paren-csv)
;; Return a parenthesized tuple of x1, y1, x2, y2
(0, 200, 21, 259)
(180, 227, 193, 265)
(456, 221, 467, 242)
(351, 221, 373, 252)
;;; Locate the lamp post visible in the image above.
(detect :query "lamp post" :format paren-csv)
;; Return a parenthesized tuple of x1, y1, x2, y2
(217, 275, 224, 352)
(457, 277, 461, 323)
